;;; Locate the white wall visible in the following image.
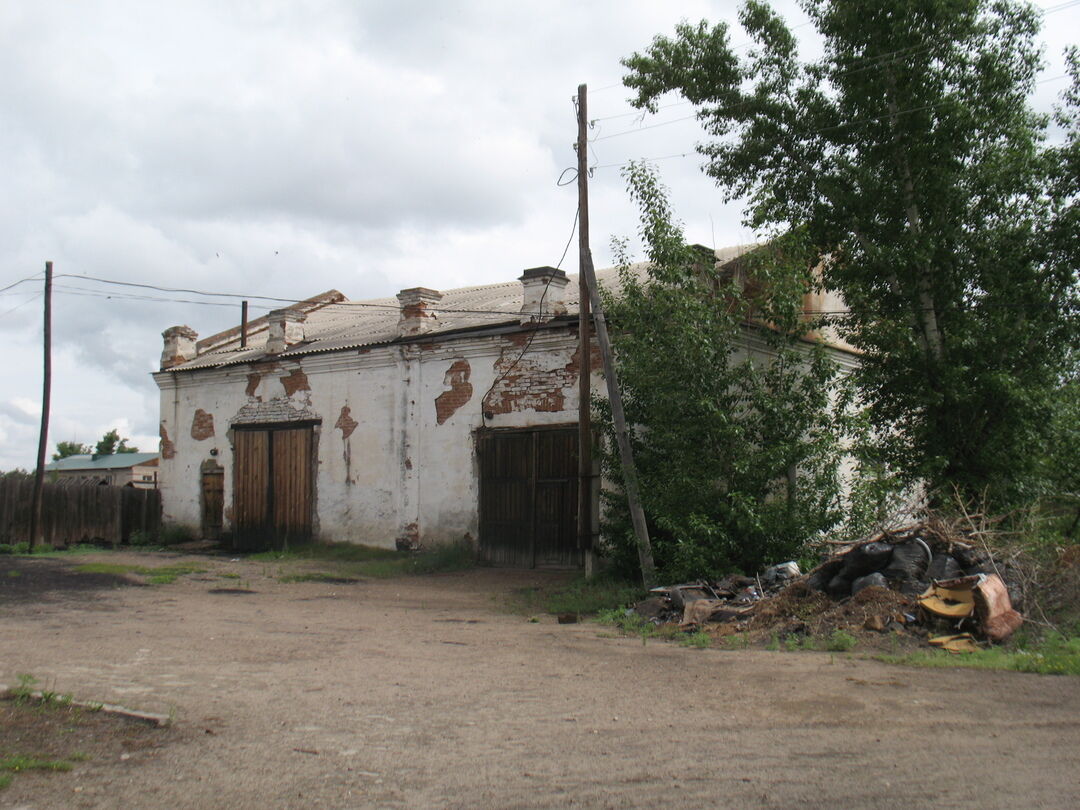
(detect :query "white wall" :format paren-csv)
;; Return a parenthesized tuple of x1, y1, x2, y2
(154, 325, 599, 548)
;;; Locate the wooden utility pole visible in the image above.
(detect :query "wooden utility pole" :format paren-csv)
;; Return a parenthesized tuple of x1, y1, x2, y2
(28, 261, 53, 551)
(575, 84, 656, 588)
(576, 84, 595, 576)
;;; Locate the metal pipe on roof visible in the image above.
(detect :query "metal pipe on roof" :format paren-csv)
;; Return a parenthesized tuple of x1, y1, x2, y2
(240, 300, 248, 348)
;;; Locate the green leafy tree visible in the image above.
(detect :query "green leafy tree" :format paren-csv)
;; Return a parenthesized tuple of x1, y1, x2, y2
(598, 163, 849, 580)
(52, 441, 90, 461)
(622, 0, 1080, 507)
(95, 429, 139, 456)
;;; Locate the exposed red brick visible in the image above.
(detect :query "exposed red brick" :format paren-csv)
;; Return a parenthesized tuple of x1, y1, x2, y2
(335, 405, 358, 440)
(434, 359, 473, 425)
(483, 333, 598, 415)
(245, 373, 262, 398)
(280, 367, 310, 396)
(190, 409, 215, 441)
(159, 423, 176, 460)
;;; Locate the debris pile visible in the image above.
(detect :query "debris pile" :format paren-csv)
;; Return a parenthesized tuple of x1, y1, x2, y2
(633, 522, 1024, 650)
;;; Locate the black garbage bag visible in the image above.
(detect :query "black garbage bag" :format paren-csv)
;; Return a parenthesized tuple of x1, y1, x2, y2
(851, 572, 888, 595)
(840, 542, 894, 578)
(882, 540, 930, 582)
(927, 553, 962, 581)
(807, 559, 845, 592)
(827, 573, 853, 598)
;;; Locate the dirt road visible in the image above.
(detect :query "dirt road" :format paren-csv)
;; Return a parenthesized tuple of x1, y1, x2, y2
(1, 552, 1078, 809)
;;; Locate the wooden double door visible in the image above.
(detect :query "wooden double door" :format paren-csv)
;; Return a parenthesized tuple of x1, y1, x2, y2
(478, 426, 581, 568)
(232, 424, 315, 551)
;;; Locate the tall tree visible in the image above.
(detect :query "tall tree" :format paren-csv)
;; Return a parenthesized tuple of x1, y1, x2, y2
(52, 440, 90, 460)
(95, 429, 139, 456)
(622, 0, 1080, 505)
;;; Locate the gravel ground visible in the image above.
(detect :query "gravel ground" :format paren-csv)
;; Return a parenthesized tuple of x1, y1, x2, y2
(1, 552, 1078, 809)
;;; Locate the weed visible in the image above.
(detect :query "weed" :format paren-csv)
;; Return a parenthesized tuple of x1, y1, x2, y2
(680, 630, 712, 649)
(218, 572, 241, 580)
(509, 575, 645, 616)
(0, 774, 10, 790)
(6, 569, 19, 577)
(766, 632, 781, 651)
(128, 530, 155, 547)
(12, 673, 37, 703)
(880, 633, 1080, 676)
(825, 629, 858, 652)
(159, 523, 195, 546)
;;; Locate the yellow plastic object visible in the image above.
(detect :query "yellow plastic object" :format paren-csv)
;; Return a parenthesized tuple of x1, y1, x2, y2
(918, 581, 976, 619)
(929, 633, 979, 654)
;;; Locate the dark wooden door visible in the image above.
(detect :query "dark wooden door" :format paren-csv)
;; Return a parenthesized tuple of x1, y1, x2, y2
(478, 427, 580, 568)
(200, 461, 224, 540)
(233, 425, 314, 550)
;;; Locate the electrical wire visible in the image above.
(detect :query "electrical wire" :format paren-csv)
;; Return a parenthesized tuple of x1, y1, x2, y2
(0, 292, 41, 318)
(0, 275, 42, 295)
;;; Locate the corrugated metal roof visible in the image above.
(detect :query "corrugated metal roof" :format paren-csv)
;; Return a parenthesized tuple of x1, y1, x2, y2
(167, 246, 758, 372)
(47, 453, 160, 472)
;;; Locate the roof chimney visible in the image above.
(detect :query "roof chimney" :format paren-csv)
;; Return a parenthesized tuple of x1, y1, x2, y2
(161, 325, 198, 370)
(266, 309, 306, 354)
(519, 266, 569, 324)
(396, 288, 443, 337)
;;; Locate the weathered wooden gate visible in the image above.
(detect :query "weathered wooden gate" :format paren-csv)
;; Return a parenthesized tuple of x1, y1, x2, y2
(232, 424, 315, 551)
(478, 426, 580, 568)
(200, 459, 224, 541)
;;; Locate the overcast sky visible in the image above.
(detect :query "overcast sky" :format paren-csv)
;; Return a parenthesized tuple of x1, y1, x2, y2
(1, 0, 1076, 470)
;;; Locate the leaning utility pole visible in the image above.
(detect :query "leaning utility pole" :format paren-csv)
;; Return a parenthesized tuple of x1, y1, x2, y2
(28, 261, 53, 551)
(576, 84, 595, 576)
(575, 84, 656, 588)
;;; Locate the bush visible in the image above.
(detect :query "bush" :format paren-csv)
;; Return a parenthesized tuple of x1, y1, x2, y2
(158, 524, 195, 546)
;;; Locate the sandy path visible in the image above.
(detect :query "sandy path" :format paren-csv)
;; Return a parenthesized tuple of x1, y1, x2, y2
(1, 554, 1078, 809)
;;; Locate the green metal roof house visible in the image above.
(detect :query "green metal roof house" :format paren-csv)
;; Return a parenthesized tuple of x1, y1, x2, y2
(45, 453, 160, 489)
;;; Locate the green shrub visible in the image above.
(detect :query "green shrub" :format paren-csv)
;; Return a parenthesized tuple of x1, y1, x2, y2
(158, 524, 195, 546)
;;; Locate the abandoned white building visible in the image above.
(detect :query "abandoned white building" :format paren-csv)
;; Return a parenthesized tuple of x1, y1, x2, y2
(153, 246, 852, 567)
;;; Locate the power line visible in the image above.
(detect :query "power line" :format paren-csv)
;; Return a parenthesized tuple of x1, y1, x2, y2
(0, 292, 41, 318)
(0, 275, 42, 295)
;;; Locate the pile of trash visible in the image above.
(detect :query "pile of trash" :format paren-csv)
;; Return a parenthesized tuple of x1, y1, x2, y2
(633, 522, 1024, 650)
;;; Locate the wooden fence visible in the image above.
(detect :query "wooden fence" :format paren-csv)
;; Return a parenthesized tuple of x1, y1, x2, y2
(0, 478, 161, 547)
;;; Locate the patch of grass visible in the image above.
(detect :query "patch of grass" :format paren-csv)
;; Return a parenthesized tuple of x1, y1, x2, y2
(0, 755, 74, 773)
(278, 572, 360, 584)
(218, 572, 241, 579)
(0, 773, 11, 790)
(509, 575, 645, 616)
(594, 607, 684, 646)
(880, 633, 1080, 676)
(268, 540, 476, 580)
(249, 542, 401, 563)
(6, 570, 19, 577)
(73, 561, 206, 584)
